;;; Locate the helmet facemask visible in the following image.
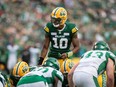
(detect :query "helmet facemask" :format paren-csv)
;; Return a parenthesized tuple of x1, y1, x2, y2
(51, 17, 62, 27)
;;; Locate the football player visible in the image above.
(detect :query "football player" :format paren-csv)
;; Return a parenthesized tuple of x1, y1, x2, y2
(38, 7, 80, 67)
(61, 57, 108, 87)
(60, 58, 80, 87)
(9, 61, 30, 87)
(68, 41, 115, 87)
(17, 57, 63, 87)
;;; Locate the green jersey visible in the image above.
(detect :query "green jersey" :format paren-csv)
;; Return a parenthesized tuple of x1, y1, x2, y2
(44, 22, 78, 58)
(74, 50, 116, 77)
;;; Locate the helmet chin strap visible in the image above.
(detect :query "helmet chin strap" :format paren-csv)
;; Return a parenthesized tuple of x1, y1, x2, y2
(53, 23, 60, 27)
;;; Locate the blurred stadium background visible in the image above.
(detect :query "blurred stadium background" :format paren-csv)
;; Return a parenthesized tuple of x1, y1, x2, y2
(0, 0, 116, 74)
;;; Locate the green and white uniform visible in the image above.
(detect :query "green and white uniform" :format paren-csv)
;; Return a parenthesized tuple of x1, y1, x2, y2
(44, 22, 78, 59)
(17, 66, 63, 87)
(0, 72, 7, 87)
(73, 50, 115, 87)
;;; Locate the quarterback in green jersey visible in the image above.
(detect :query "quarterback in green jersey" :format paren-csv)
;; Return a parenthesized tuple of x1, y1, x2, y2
(17, 58, 63, 87)
(38, 7, 80, 68)
(68, 41, 116, 87)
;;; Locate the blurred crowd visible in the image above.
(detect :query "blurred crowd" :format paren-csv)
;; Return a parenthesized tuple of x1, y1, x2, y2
(0, 0, 116, 73)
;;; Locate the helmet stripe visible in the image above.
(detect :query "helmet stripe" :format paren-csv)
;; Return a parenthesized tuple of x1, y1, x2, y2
(54, 7, 60, 16)
(16, 62, 22, 76)
(63, 59, 67, 73)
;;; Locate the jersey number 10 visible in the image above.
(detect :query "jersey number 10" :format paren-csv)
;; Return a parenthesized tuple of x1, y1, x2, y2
(53, 38, 68, 49)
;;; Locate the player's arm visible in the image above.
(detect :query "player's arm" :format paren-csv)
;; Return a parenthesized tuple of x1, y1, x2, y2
(106, 58, 115, 87)
(54, 70, 64, 87)
(61, 32, 80, 59)
(40, 34, 50, 58)
(72, 32, 80, 54)
(68, 62, 79, 87)
(39, 34, 50, 65)
(54, 76, 62, 87)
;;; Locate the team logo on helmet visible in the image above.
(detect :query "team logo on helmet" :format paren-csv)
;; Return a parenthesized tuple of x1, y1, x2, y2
(69, 62, 74, 69)
(60, 58, 80, 73)
(22, 66, 29, 73)
(13, 61, 29, 77)
(60, 11, 66, 16)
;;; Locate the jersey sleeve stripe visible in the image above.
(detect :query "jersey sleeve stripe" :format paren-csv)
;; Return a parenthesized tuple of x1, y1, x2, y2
(72, 27, 78, 33)
(44, 26, 49, 33)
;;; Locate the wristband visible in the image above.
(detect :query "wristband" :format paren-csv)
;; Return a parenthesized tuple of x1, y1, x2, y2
(66, 51, 73, 57)
(38, 57, 44, 65)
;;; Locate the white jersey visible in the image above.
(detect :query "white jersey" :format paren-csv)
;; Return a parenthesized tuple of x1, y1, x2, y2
(7, 44, 19, 70)
(0, 73, 6, 87)
(24, 66, 63, 87)
(29, 47, 40, 66)
(74, 50, 115, 77)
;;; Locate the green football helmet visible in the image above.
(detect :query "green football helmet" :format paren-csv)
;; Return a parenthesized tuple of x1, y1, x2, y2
(92, 41, 110, 51)
(42, 57, 60, 70)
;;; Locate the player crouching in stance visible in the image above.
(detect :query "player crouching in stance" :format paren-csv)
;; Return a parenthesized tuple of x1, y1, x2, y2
(9, 61, 30, 87)
(68, 41, 115, 87)
(17, 57, 64, 87)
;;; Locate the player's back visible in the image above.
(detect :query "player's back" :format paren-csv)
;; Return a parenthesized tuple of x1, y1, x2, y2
(25, 66, 63, 87)
(74, 50, 115, 77)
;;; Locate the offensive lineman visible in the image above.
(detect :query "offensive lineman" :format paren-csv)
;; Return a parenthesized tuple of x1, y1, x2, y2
(68, 41, 115, 87)
(17, 57, 63, 87)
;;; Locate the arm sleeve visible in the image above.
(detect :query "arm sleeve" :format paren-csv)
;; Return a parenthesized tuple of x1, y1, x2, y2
(71, 24, 78, 38)
(70, 23, 78, 34)
(72, 27, 78, 34)
(44, 23, 50, 36)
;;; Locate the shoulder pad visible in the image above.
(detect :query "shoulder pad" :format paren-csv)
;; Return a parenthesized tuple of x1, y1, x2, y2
(44, 22, 52, 33)
(72, 27, 78, 33)
(44, 26, 49, 33)
(66, 22, 78, 33)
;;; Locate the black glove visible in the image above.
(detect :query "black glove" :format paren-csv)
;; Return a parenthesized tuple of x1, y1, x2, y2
(38, 57, 44, 65)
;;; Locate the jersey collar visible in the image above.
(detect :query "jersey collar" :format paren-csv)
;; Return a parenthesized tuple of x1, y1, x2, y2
(57, 24, 66, 31)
